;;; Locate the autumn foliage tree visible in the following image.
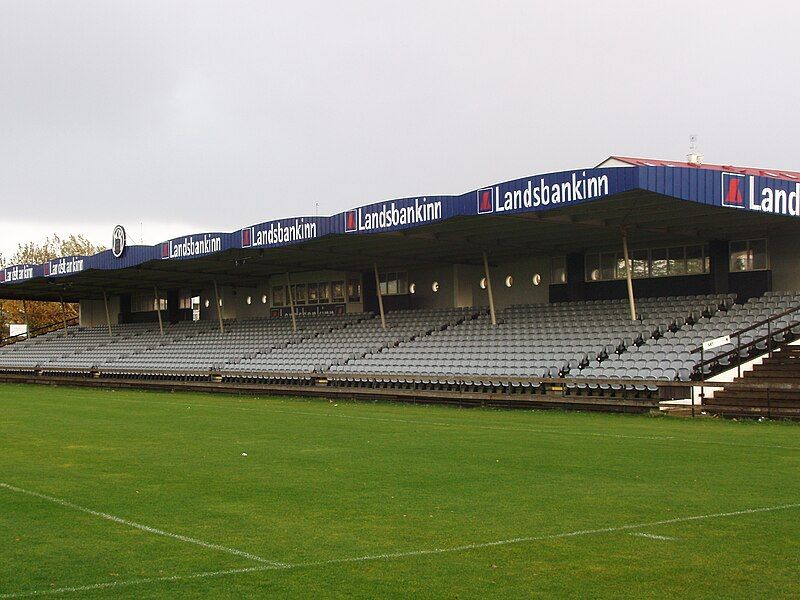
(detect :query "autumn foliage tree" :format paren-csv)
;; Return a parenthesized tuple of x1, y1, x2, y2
(1, 234, 106, 338)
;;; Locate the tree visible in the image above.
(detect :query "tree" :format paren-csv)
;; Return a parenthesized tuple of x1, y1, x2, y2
(1, 234, 106, 338)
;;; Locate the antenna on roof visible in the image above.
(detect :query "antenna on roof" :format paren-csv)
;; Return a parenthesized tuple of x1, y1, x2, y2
(687, 134, 703, 165)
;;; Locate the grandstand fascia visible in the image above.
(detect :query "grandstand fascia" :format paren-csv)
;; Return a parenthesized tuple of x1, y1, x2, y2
(346, 197, 443, 232)
(45, 257, 85, 277)
(749, 180, 800, 216)
(2, 158, 800, 317)
(482, 171, 610, 213)
(245, 218, 318, 248)
(163, 234, 223, 259)
(2, 265, 34, 283)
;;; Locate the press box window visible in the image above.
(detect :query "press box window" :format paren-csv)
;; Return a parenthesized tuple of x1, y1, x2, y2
(307, 283, 319, 304)
(272, 286, 285, 307)
(318, 282, 331, 303)
(730, 239, 768, 272)
(332, 281, 345, 302)
(292, 284, 306, 305)
(686, 245, 704, 274)
(586, 244, 709, 281)
(347, 279, 361, 302)
(378, 271, 408, 296)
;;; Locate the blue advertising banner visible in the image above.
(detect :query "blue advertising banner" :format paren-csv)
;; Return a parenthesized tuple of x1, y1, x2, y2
(1, 165, 796, 289)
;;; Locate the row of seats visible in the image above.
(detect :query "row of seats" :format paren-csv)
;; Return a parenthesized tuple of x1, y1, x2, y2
(1, 293, 798, 388)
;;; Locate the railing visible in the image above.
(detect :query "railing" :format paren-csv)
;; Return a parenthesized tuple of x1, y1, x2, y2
(0, 316, 79, 347)
(690, 303, 800, 403)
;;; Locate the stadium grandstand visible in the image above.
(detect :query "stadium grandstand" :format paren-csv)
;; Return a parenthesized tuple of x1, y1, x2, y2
(2, 155, 800, 417)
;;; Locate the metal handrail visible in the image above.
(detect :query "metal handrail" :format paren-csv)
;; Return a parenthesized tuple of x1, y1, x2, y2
(689, 303, 800, 356)
(689, 302, 800, 409)
(0, 316, 79, 346)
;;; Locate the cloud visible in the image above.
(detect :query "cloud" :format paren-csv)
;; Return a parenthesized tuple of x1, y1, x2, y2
(1, 0, 798, 254)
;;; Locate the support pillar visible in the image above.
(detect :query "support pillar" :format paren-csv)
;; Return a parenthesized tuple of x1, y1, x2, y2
(373, 263, 386, 330)
(154, 286, 164, 336)
(213, 280, 225, 334)
(102, 291, 113, 337)
(60, 296, 68, 335)
(22, 299, 31, 339)
(285, 273, 297, 333)
(622, 230, 637, 321)
(482, 251, 497, 326)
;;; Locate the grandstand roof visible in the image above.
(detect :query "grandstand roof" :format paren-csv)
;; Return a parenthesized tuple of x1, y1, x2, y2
(2, 159, 799, 301)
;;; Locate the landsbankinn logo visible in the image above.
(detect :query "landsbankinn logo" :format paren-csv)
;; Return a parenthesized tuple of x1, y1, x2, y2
(345, 210, 358, 232)
(2, 265, 34, 283)
(248, 219, 317, 247)
(45, 257, 84, 277)
(721, 172, 746, 208)
(344, 199, 442, 233)
(161, 235, 222, 259)
(477, 188, 494, 214)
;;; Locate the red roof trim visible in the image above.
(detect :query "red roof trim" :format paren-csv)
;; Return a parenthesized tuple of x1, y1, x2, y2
(608, 156, 800, 180)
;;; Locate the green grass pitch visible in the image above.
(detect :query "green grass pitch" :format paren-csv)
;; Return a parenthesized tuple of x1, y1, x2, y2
(1, 383, 799, 599)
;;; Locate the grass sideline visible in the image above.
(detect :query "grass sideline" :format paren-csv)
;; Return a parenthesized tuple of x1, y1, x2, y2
(1, 383, 799, 598)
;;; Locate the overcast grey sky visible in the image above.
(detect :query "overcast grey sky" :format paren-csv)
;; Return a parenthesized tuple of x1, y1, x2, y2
(2, 0, 799, 260)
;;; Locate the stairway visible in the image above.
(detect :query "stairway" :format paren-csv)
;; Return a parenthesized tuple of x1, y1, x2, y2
(704, 346, 800, 419)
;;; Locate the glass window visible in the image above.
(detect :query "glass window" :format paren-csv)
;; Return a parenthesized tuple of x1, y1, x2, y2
(601, 252, 616, 281)
(729, 240, 749, 272)
(377, 271, 408, 296)
(332, 281, 345, 302)
(686, 245, 704, 274)
(307, 283, 318, 303)
(650, 248, 668, 277)
(387, 272, 398, 295)
(668, 247, 686, 275)
(632, 250, 649, 278)
(586, 244, 710, 281)
(273, 286, 285, 307)
(293, 284, 306, 304)
(319, 282, 330, 303)
(347, 279, 361, 302)
(585, 254, 600, 281)
(616, 256, 628, 280)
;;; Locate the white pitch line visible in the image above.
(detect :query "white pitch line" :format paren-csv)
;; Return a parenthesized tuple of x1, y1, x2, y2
(0, 483, 285, 568)
(629, 532, 676, 541)
(2, 501, 798, 599)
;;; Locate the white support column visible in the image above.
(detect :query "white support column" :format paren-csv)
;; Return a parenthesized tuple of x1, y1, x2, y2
(285, 273, 297, 333)
(373, 263, 386, 330)
(154, 285, 164, 336)
(213, 280, 225, 334)
(622, 230, 637, 321)
(60, 296, 68, 335)
(482, 251, 497, 326)
(102, 291, 113, 337)
(22, 299, 31, 339)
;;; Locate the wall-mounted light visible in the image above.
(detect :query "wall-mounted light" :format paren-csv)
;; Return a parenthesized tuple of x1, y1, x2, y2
(246, 296, 252, 305)
(505, 275, 513, 288)
(409, 283, 416, 294)
(204, 299, 210, 308)
(431, 281, 440, 293)
(262, 294, 268, 304)
(532, 273, 542, 286)
(479, 277, 487, 289)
